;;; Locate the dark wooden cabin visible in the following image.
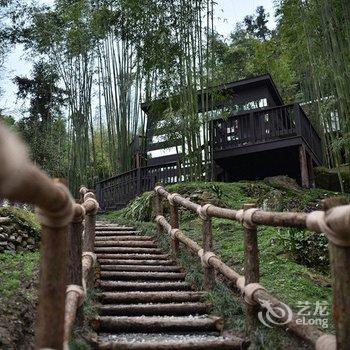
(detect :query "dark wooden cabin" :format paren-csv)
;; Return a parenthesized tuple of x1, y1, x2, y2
(142, 74, 322, 188)
(97, 74, 323, 211)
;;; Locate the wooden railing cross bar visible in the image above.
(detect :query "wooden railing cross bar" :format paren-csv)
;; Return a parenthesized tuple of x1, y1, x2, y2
(153, 185, 350, 349)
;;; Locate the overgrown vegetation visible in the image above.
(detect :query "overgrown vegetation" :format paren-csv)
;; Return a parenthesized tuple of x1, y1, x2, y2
(0, 251, 39, 298)
(102, 180, 340, 348)
(0, 206, 40, 232)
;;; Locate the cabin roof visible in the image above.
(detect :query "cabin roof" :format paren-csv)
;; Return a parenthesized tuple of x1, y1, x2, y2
(141, 74, 284, 117)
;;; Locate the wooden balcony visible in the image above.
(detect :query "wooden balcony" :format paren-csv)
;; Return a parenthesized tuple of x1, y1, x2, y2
(212, 103, 322, 165)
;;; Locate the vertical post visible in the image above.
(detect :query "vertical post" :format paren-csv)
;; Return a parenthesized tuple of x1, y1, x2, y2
(249, 111, 255, 143)
(136, 166, 141, 196)
(67, 204, 85, 325)
(243, 203, 259, 333)
(307, 153, 315, 188)
(154, 189, 163, 234)
(299, 145, 310, 188)
(81, 191, 98, 289)
(322, 199, 350, 350)
(202, 214, 215, 291)
(37, 225, 67, 349)
(83, 210, 96, 253)
(169, 199, 180, 255)
(294, 102, 302, 135)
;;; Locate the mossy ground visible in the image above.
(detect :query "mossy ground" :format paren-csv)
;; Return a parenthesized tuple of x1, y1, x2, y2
(0, 251, 39, 298)
(0, 207, 40, 298)
(101, 180, 339, 349)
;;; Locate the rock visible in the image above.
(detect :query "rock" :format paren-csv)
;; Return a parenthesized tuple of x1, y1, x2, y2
(0, 217, 11, 225)
(27, 238, 35, 245)
(264, 176, 302, 193)
(262, 190, 284, 211)
(6, 243, 16, 251)
(189, 190, 220, 206)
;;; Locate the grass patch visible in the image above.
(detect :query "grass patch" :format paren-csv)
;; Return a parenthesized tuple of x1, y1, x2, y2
(0, 252, 40, 298)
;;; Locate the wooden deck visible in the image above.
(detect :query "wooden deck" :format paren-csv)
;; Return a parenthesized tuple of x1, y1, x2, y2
(212, 103, 322, 165)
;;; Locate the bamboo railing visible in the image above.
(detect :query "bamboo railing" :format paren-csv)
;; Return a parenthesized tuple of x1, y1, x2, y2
(154, 185, 350, 350)
(0, 124, 99, 349)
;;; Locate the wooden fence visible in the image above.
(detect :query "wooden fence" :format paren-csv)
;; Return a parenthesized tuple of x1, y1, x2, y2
(97, 162, 185, 211)
(154, 185, 350, 350)
(0, 125, 99, 349)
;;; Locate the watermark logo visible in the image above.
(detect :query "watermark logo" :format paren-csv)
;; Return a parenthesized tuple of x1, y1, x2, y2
(258, 299, 293, 328)
(258, 299, 329, 329)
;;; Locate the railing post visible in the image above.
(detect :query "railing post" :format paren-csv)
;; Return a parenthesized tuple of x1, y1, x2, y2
(136, 166, 141, 196)
(81, 189, 99, 288)
(322, 199, 350, 350)
(242, 203, 259, 333)
(249, 111, 255, 143)
(35, 183, 74, 350)
(154, 188, 163, 234)
(294, 102, 302, 135)
(299, 145, 310, 188)
(199, 205, 215, 291)
(169, 195, 180, 255)
(63, 204, 85, 346)
(67, 204, 85, 286)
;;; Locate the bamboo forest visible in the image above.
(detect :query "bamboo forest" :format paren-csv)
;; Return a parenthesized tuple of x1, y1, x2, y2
(0, 0, 350, 349)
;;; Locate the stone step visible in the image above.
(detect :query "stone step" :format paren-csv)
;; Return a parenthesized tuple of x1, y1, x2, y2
(98, 302, 210, 316)
(92, 316, 223, 333)
(97, 259, 175, 266)
(98, 334, 249, 350)
(96, 227, 136, 231)
(100, 265, 182, 273)
(95, 247, 163, 254)
(95, 241, 157, 248)
(99, 281, 193, 292)
(98, 292, 206, 304)
(100, 271, 186, 281)
(95, 236, 153, 241)
(96, 254, 170, 260)
(95, 231, 141, 236)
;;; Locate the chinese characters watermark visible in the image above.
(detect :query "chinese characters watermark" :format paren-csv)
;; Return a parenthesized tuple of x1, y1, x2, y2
(258, 299, 329, 329)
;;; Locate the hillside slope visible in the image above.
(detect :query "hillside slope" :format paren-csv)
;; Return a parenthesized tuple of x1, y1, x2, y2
(103, 177, 343, 349)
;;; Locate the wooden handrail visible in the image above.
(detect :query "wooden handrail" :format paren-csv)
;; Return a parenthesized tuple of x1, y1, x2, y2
(154, 185, 350, 349)
(64, 187, 99, 348)
(0, 124, 75, 349)
(0, 125, 100, 349)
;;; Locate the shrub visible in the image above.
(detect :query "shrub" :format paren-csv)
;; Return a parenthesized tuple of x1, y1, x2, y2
(277, 228, 329, 271)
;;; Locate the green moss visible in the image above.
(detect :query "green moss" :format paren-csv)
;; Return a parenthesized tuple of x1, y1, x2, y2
(0, 252, 40, 298)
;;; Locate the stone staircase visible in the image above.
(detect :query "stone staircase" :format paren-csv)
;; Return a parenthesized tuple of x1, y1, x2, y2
(92, 222, 249, 349)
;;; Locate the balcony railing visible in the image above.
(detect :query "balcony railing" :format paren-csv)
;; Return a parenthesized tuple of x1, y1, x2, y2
(212, 103, 322, 163)
(97, 162, 182, 211)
